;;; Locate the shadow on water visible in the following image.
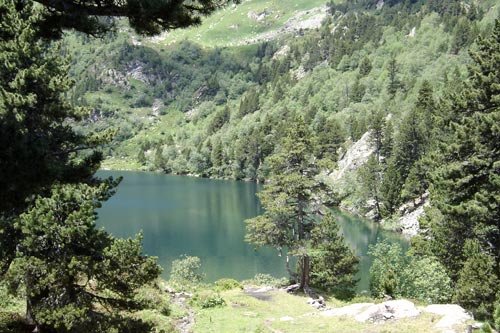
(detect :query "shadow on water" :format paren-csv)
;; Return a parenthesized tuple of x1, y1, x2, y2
(96, 171, 408, 292)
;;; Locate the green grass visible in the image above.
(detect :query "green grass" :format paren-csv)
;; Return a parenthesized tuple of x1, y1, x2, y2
(0, 277, 476, 333)
(144, 0, 327, 47)
(192, 288, 472, 333)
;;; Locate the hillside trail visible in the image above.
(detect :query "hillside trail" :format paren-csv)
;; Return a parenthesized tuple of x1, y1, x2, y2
(170, 292, 195, 333)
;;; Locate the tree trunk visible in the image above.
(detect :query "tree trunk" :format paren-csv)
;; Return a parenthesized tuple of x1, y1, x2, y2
(299, 255, 311, 291)
(374, 194, 382, 221)
(297, 195, 311, 292)
(25, 273, 40, 332)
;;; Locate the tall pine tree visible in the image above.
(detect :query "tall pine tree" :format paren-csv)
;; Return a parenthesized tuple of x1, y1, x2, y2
(246, 115, 358, 292)
(426, 20, 500, 316)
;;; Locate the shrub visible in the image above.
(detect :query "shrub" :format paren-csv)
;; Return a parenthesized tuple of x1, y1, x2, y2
(214, 278, 243, 291)
(369, 241, 452, 303)
(170, 255, 204, 289)
(134, 285, 171, 316)
(191, 291, 226, 309)
(368, 241, 404, 298)
(400, 256, 452, 304)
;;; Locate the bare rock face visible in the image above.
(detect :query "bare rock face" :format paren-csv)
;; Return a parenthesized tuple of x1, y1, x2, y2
(330, 131, 375, 181)
(398, 204, 425, 237)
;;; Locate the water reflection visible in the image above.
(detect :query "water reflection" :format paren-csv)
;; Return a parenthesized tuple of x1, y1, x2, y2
(96, 171, 408, 292)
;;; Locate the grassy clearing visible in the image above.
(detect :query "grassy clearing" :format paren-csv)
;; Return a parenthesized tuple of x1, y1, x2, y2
(146, 0, 327, 47)
(192, 288, 472, 333)
(0, 277, 476, 333)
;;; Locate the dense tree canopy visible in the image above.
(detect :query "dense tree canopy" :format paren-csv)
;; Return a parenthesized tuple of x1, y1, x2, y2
(0, 0, 107, 274)
(421, 19, 500, 318)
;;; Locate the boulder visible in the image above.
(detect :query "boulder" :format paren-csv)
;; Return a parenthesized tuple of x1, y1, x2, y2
(423, 304, 472, 330)
(354, 300, 420, 323)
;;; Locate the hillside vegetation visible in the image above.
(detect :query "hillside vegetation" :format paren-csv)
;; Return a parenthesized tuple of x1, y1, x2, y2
(69, 0, 496, 205)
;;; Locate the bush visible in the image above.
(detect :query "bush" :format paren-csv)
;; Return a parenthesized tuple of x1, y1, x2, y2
(368, 241, 404, 298)
(134, 285, 171, 316)
(170, 255, 204, 289)
(191, 290, 226, 309)
(214, 278, 243, 291)
(369, 241, 452, 303)
(244, 274, 289, 288)
(400, 256, 452, 304)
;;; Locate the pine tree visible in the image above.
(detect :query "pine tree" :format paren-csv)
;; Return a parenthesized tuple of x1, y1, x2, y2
(452, 240, 499, 320)
(309, 212, 359, 299)
(0, 0, 110, 273)
(369, 109, 386, 162)
(427, 20, 500, 315)
(387, 56, 400, 97)
(358, 56, 372, 76)
(246, 115, 327, 292)
(0, 2, 165, 330)
(358, 155, 383, 220)
(15, 182, 161, 332)
(313, 115, 346, 161)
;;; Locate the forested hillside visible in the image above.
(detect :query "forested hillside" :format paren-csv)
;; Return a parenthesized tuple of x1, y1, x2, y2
(69, 0, 495, 212)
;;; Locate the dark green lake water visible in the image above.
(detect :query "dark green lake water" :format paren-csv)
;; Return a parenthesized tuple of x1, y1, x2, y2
(96, 170, 407, 292)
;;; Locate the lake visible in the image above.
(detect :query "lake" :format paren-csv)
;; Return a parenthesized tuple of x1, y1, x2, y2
(96, 170, 407, 292)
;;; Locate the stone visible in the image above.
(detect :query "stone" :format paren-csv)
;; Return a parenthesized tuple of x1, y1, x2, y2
(280, 316, 294, 322)
(355, 300, 420, 323)
(423, 304, 472, 330)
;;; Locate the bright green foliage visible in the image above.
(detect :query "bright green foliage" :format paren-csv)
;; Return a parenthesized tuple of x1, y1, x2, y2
(14, 182, 161, 332)
(214, 278, 243, 291)
(170, 255, 204, 289)
(192, 290, 226, 309)
(399, 256, 452, 304)
(309, 212, 359, 299)
(244, 273, 289, 288)
(368, 241, 404, 298)
(369, 241, 452, 304)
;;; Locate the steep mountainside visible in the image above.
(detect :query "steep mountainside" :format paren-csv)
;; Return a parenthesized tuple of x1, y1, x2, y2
(67, 0, 499, 221)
